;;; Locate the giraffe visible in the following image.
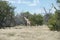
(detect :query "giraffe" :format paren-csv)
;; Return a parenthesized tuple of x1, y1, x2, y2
(24, 17, 30, 26)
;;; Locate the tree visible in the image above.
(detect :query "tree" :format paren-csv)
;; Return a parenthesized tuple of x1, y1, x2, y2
(15, 14, 26, 25)
(55, 0, 60, 31)
(48, 14, 56, 30)
(48, 0, 60, 31)
(20, 12, 32, 18)
(55, 10, 60, 31)
(0, 1, 15, 28)
(44, 13, 53, 25)
(57, 0, 60, 3)
(29, 13, 43, 26)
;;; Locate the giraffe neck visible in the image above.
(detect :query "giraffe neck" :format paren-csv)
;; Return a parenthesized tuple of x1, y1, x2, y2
(24, 17, 31, 26)
(24, 17, 28, 21)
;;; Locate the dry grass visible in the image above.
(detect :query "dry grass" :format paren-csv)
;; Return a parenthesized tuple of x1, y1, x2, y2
(0, 25, 60, 40)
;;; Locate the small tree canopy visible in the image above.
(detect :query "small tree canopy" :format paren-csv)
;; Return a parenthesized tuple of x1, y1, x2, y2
(0, 1, 15, 28)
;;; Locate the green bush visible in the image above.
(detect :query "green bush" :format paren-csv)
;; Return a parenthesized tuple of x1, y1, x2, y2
(55, 11, 60, 31)
(48, 11, 60, 31)
(29, 14, 43, 26)
(48, 14, 56, 30)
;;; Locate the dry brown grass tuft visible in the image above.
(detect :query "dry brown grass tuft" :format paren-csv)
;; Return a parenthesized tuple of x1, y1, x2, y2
(0, 25, 60, 40)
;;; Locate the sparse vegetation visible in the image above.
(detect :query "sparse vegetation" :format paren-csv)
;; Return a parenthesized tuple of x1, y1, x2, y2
(0, 0, 60, 40)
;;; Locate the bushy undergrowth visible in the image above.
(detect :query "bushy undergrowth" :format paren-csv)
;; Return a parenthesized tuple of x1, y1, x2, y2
(48, 11, 60, 31)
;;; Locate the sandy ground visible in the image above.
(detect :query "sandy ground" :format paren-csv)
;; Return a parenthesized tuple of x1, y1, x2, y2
(0, 25, 60, 40)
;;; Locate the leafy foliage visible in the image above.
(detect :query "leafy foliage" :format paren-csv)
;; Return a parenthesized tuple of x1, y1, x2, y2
(0, 1, 15, 28)
(29, 14, 43, 26)
(57, 0, 60, 3)
(48, 10, 60, 31)
(47, 0, 60, 31)
(48, 14, 56, 30)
